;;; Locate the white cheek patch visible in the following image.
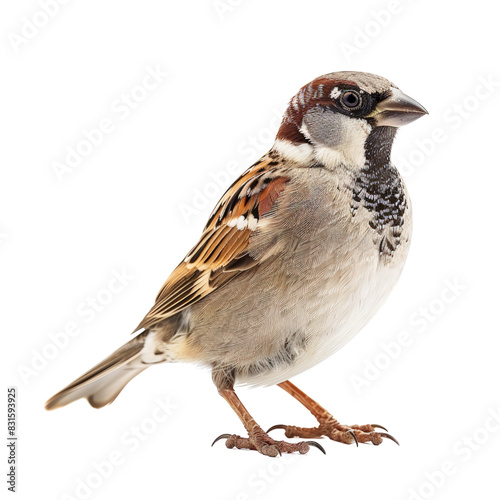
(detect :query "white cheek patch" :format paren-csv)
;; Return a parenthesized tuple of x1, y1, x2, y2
(272, 139, 315, 164)
(311, 115, 371, 170)
(330, 87, 341, 99)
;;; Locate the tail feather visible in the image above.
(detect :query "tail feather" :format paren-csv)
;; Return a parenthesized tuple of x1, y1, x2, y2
(45, 332, 148, 410)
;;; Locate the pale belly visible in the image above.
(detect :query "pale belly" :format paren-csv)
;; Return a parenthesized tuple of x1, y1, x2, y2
(236, 242, 408, 387)
(164, 228, 410, 387)
(232, 175, 413, 386)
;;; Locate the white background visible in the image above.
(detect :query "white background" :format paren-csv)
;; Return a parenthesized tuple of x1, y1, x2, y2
(2, 1, 500, 499)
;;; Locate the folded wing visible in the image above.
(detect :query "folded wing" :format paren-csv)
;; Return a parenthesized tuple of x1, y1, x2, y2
(134, 159, 290, 332)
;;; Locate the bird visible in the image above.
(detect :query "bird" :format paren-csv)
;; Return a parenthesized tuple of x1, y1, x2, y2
(46, 71, 427, 457)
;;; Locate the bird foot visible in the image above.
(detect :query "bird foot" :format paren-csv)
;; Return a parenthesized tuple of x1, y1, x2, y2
(267, 420, 399, 446)
(212, 429, 326, 457)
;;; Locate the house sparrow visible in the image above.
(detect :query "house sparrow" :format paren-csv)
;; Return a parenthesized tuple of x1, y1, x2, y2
(46, 71, 427, 457)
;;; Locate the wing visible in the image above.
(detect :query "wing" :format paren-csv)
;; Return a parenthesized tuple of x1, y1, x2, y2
(134, 158, 290, 332)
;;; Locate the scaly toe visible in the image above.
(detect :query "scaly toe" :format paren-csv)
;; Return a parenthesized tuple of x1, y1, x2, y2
(211, 431, 324, 456)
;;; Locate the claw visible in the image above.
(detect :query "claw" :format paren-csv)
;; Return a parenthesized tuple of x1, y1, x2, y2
(266, 424, 288, 433)
(372, 424, 388, 432)
(211, 433, 232, 447)
(377, 432, 400, 446)
(271, 445, 282, 457)
(306, 441, 326, 455)
(347, 429, 359, 447)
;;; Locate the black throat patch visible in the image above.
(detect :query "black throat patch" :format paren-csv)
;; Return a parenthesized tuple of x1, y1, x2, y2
(351, 126, 407, 257)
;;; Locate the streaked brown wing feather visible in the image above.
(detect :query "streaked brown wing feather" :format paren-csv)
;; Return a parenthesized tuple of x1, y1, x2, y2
(134, 159, 289, 332)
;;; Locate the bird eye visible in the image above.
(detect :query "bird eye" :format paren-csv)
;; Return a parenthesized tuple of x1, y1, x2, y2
(341, 91, 361, 108)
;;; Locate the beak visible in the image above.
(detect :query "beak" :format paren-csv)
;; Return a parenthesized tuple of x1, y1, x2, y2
(371, 88, 428, 127)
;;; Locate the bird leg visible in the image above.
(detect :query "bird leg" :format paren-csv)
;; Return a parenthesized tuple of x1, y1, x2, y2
(212, 385, 325, 456)
(267, 380, 398, 446)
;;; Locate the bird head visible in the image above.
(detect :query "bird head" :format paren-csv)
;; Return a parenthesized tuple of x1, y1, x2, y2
(274, 71, 428, 169)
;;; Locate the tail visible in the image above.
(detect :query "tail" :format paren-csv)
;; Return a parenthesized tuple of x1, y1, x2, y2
(45, 332, 150, 410)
